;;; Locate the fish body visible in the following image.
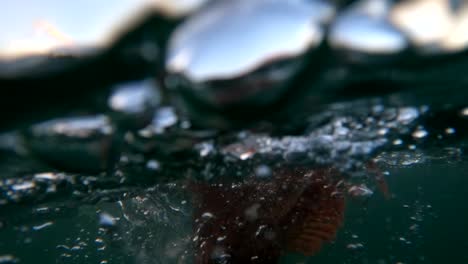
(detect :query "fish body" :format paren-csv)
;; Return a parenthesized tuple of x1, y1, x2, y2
(191, 167, 345, 263)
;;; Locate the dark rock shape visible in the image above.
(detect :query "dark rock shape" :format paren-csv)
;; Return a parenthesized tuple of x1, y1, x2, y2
(25, 115, 116, 172)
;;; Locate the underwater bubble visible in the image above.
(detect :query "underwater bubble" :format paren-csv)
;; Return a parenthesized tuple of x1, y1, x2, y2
(412, 128, 428, 139)
(254, 165, 272, 179)
(32, 221, 54, 231)
(11, 181, 35, 192)
(212, 254, 231, 264)
(255, 225, 268, 238)
(216, 236, 226, 242)
(409, 224, 419, 231)
(153, 107, 178, 131)
(377, 128, 389, 135)
(461, 107, 468, 117)
(33, 172, 60, 181)
(239, 151, 255, 160)
(195, 142, 215, 157)
(146, 160, 161, 171)
(397, 107, 420, 124)
(99, 212, 117, 228)
(348, 184, 374, 199)
(95, 238, 104, 245)
(346, 243, 364, 250)
(139, 106, 179, 137)
(0, 255, 19, 264)
(445, 127, 456, 134)
(244, 203, 261, 222)
(201, 212, 215, 219)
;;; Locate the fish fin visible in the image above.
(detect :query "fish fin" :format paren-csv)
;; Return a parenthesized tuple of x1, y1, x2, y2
(366, 161, 391, 199)
(285, 181, 345, 256)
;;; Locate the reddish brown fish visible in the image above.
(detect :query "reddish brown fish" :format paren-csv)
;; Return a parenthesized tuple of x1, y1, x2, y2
(190, 167, 346, 263)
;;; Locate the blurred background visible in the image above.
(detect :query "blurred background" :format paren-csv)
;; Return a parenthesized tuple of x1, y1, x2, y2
(1, 0, 468, 263)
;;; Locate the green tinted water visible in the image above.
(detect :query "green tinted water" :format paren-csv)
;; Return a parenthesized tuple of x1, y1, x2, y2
(1, 146, 467, 263)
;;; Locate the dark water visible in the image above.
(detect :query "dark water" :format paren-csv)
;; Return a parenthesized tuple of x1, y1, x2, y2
(316, 161, 468, 264)
(0, 96, 467, 264)
(2, 151, 468, 263)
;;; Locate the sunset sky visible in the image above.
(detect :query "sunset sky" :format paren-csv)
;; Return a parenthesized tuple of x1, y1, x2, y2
(0, 0, 149, 57)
